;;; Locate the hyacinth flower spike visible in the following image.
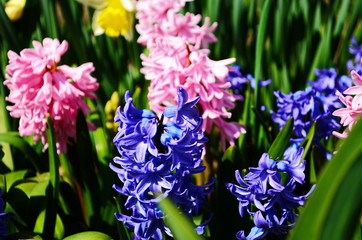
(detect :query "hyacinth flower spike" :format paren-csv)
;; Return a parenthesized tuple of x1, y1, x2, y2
(4, 38, 99, 154)
(226, 148, 314, 240)
(110, 87, 213, 239)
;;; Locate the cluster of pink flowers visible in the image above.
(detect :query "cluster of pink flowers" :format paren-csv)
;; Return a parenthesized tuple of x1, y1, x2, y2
(136, 0, 245, 149)
(333, 70, 362, 138)
(4, 38, 99, 154)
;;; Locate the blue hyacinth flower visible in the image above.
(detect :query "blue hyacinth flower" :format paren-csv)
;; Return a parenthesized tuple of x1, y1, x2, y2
(226, 149, 314, 240)
(110, 87, 213, 239)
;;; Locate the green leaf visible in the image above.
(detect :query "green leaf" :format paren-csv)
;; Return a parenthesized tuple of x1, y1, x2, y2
(0, 147, 4, 161)
(333, 0, 350, 37)
(40, 0, 58, 38)
(158, 198, 203, 240)
(253, 0, 272, 103)
(45, 116, 60, 198)
(34, 210, 64, 240)
(5, 170, 30, 192)
(300, 121, 316, 161)
(221, 145, 238, 163)
(268, 118, 294, 160)
(63, 231, 113, 240)
(74, 110, 101, 226)
(0, 5, 21, 51)
(288, 118, 362, 240)
(13, 173, 50, 198)
(0, 132, 42, 173)
(0, 82, 14, 171)
(7, 232, 43, 240)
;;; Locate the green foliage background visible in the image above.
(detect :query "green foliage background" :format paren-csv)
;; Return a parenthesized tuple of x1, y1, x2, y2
(0, 0, 361, 239)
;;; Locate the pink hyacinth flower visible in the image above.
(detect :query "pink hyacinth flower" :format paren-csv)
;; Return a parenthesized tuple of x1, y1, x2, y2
(332, 70, 362, 138)
(141, 36, 246, 149)
(136, 0, 245, 149)
(136, 0, 216, 49)
(4, 38, 99, 154)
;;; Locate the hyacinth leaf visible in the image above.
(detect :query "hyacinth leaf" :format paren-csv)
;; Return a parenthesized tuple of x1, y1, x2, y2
(12, 173, 50, 198)
(205, 0, 220, 23)
(267, 118, 294, 160)
(0, 147, 4, 162)
(288, 119, 362, 240)
(221, 145, 238, 163)
(333, 0, 350, 37)
(0, 5, 20, 51)
(34, 210, 64, 239)
(300, 121, 316, 161)
(6, 232, 43, 240)
(114, 195, 132, 240)
(159, 198, 203, 240)
(75, 110, 101, 225)
(0, 83, 13, 172)
(231, 0, 243, 45)
(87, 99, 111, 166)
(43, 115, 60, 239)
(40, 0, 58, 38)
(58, 0, 89, 63)
(308, 20, 332, 80)
(0, 133, 42, 173)
(4, 170, 29, 192)
(253, 0, 271, 103)
(0, 174, 5, 197)
(62, 231, 113, 240)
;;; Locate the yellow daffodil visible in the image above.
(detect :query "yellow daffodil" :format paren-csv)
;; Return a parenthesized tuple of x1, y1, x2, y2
(5, 0, 26, 21)
(105, 91, 120, 132)
(77, 0, 135, 40)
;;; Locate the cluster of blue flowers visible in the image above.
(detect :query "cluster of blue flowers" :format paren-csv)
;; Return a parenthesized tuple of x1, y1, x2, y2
(271, 67, 352, 159)
(110, 87, 213, 239)
(227, 65, 272, 95)
(347, 36, 362, 73)
(0, 189, 12, 240)
(271, 37, 362, 160)
(226, 148, 314, 240)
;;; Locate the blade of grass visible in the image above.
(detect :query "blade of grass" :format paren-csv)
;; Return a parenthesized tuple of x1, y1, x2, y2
(333, 0, 350, 37)
(0, 82, 14, 171)
(74, 110, 101, 226)
(254, 0, 271, 104)
(288, 118, 362, 240)
(0, 133, 42, 173)
(300, 121, 316, 161)
(40, 0, 58, 38)
(0, 6, 20, 51)
(268, 118, 294, 160)
(158, 197, 203, 240)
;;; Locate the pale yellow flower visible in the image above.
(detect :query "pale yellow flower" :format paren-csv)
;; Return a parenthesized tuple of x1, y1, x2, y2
(105, 91, 120, 132)
(5, 0, 26, 21)
(77, 0, 135, 40)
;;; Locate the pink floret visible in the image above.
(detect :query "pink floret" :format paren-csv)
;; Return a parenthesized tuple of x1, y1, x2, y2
(332, 71, 362, 138)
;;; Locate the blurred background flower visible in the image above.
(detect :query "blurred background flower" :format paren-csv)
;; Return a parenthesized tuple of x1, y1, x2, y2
(76, 0, 135, 39)
(4, 0, 26, 21)
(105, 91, 120, 132)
